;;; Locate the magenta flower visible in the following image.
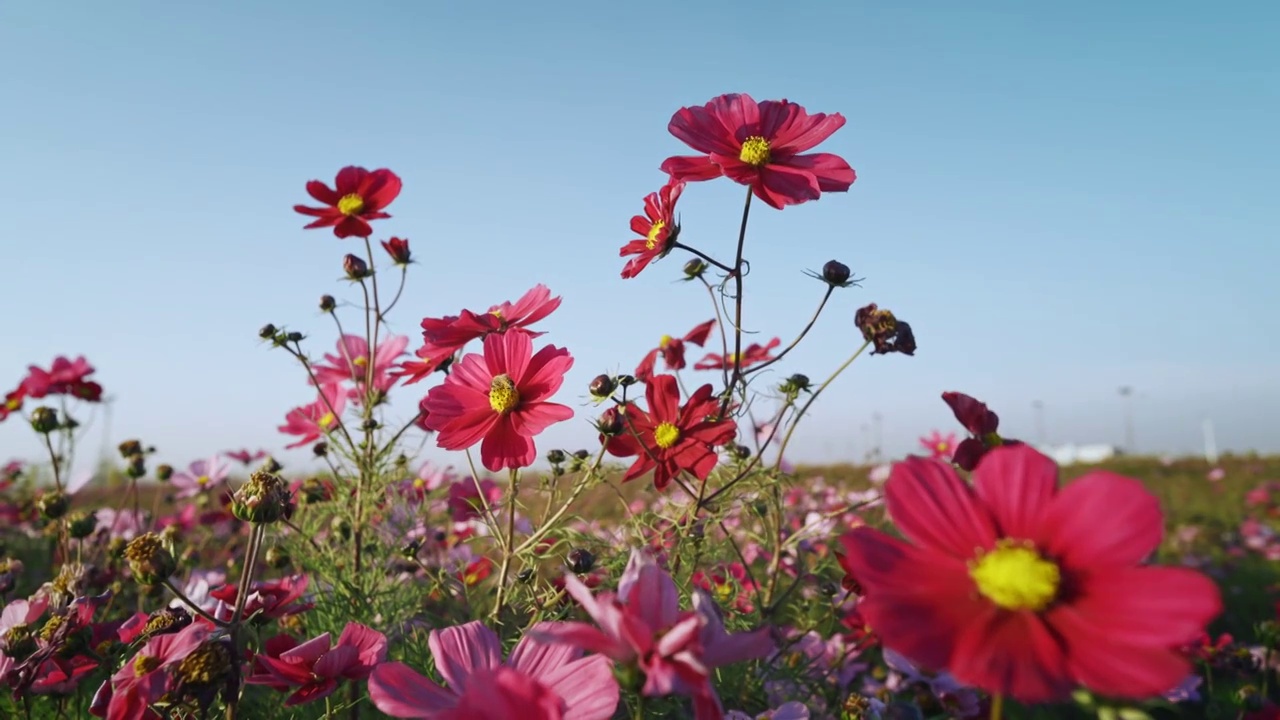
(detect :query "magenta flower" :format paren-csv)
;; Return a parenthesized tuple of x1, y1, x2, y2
(421, 331, 574, 472)
(169, 456, 231, 499)
(368, 620, 618, 720)
(106, 621, 212, 719)
(534, 549, 773, 718)
(279, 384, 347, 449)
(247, 623, 387, 706)
(312, 333, 410, 393)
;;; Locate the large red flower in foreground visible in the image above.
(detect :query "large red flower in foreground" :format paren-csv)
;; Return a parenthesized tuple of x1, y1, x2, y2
(838, 445, 1221, 703)
(660, 93, 855, 209)
(294, 166, 402, 239)
(422, 331, 573, 472)
(606, 375, 736, 491)
(620, 180, 684, 279)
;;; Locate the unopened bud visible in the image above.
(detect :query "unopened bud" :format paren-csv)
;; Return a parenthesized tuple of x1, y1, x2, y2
(343, 253, 370, 280)
(264, 547, 291, 569)
(588, 374, 616, 399)
(573, 449, 590, 461)
(67, 511, 98, 539)
(231, 470, 293, 524)
(312, 442, 329, 457)
(37, 490, 70, 520)
(124, 533, 176, 585)
(319, 294, 336, 312)
(822, 260, 851, 286)
(117, 439, 143, 459)
(596, 407, 624, 436)
(125, 454, 146, 479)
(683, 258, 708, 279)
(258, 324, 278, 340)
(155, 464, 174, 482)
(546, 449, 566, 465)
(617, 374, 637, 388)
(732, 444, 751, 460)
(568, 548, 595, 574)
(30, 407, 58, 434)
(261, 457, 283, 474)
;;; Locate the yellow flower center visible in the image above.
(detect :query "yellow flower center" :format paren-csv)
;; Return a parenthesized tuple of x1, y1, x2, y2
(196, 475, 210, 486)
(653, 422, 681, 449)
(336, 193, 365, 216)
(489, 374, 520, 414)
(413, 477, 426, 490)
(969, 540, 1060, 611)
(658, 334, 673, 349)
(739, 136, 771, 166)
(937, 442, 949, 452)
(353, 356, 368, 367)
(714, 582, 734, 604)
(318, 412, 336, 428)
(134, 654, 161, 676)
(176, 641, 232, 686)
(646, 220, 666, 250)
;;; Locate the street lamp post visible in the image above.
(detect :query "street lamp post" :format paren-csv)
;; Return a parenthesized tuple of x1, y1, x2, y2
(1118, 386, 1135, 453)
(1031, 400, 1046, 445)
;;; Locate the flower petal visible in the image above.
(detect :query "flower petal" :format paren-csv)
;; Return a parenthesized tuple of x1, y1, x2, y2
(368, 662, 455, 718)
(428, 621, 502, 695)
(884, 457, 997, 559)
(973, 445, 1060, 540)
(1038, 471, 1163, 569)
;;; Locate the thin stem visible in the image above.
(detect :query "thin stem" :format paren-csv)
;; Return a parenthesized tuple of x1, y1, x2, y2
(744, 286, 834, 376)
(671, 242, 734, 274)
(989, 693, 1004, 720)
(380, 267, 409, 320)
(772, 340, 872, 469)
(491, 467, 521, 623)
(161, 579, 226, 627)
(230, 524, 266, 626)
(720, 186, 755, 417)
(699, 276, 732, 392)
(289, 342, 358, 453)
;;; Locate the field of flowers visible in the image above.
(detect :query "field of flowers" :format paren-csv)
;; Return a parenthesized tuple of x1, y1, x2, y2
(1, 93, 1277, 720)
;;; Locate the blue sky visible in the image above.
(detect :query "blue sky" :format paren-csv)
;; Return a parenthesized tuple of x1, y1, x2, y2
(1, 1, 1277, 474)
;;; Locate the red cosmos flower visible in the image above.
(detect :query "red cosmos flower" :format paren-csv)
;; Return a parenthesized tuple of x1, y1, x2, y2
(399, 285, 562, 385)
(605, 375, 737, 491)
(294, 166, 402, 239)
(422, 331, 574, 472)
(620, 180, 684, 279)
(942, 391, 1020, 472)
(247, 623, 387, 706)
(660, 93, 856, 210)
(838, 445, 1222, 702)
(381, 236, 412, 265)
(210, 575, 314, 623)
(693, 337, 781, 371)
(0, 387, 23, 422)
(635, 319, 716, 382)
(21, 356, 102, 402)
(223, 449, 267, 466)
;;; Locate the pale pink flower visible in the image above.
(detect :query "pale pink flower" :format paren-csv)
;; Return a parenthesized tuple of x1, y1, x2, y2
(313, 333, 410, 394)
(279, 384, 347, 449)
(169, 457, 230, 498)
(368, 620, 618, 720)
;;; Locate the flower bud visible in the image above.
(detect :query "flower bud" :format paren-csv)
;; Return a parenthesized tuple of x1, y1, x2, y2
(381, 237, 412, 265)
(545, 449, 566, 465)
(312, 442, 329, 457)
(67, 510, 98, 539)
(261, 457, 284, 474)
(588, 374, 616, 399)
(125, 533, 176, 585)
(823, 260, 851, 286)
(30, 407, 58, 434)
(37, 490, 70, 520)
(117, 439, 143, 459)
(782, 373, 811, 394)
(343, 253, 370, 280)
(568, 548, 595, 574)
(617, 374, 637, 388)
(155, 464, 174, 482)
(732, 444, 752, 461)
(319, 294, 337, 312)
(264, 546, 291, 569)
(125, 454, 147, 479)
(573, 449, 590, 461)
(286, 331, 304, 343)
(258, 324, 278, 340)
(231, 470, 293, 524)
(683, 258, 708, 279)
(595, 407, 624, 436)
(517, 568, 534, 583)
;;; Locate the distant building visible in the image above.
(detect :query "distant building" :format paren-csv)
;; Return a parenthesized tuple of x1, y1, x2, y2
(1036, 443, 1122, 466)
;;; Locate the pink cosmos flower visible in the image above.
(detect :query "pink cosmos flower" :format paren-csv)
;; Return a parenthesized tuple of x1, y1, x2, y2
(247, 623, 387, 706)
(440, 666, 566, 720)
(209, 575, 313, 623)
(368, 620, 619, 720)
(400, 285, 561, 385)
(279, 384, 347, 449)
(534, 548, 773, 719)
(660, 93, 856, 209)
(106, 621, 212, 720)
(21, 355, 102, 401)
(224, 449, 267, 465)
(312, 333, 410, 393)
(169, 456, 231, 499)
(422, 331, 573, 472)
(1, 596, 49, 640)
(919, 430, 957, 461)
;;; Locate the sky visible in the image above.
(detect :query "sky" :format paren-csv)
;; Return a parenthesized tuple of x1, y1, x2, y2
(1, 1, 1277, 476)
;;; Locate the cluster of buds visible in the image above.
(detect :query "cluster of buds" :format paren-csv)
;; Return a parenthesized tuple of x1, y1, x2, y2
(854, 303, 917, 356)
(119, 438, 152, 479)
(125, 533, 177, 585)
(231, 470, 293, 524)
(258, 324, 305, 347)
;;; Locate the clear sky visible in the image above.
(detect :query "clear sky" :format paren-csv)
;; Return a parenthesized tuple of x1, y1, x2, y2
(1, 1, 1277, 475)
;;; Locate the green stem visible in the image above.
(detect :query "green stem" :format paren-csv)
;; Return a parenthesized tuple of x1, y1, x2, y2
(719, 186, 755, 417)
(990, 693, 1003, 720)
(491, 468, 521, 623)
